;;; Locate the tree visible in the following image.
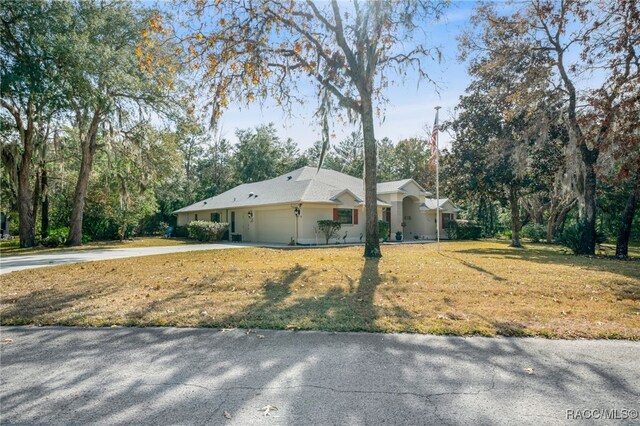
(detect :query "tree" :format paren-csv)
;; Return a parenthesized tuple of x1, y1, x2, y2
(522, 0, 639, 254)
(277, 137, 308, 175)
(59, 1, 174, 246)
(0, 0, 67, 247)
(332, 131, 364, 177)
(603, 85, 640, 258)
(317, 219, 341, 245)
(168, 0, 446, 257)
(233, 123, 289, 183)
(394, 137, 432, 189)
(175, 117, 206, 205)
(194, 132, 236, 201)
(376, 137, 397, 182)
(456, 2, 576, 247)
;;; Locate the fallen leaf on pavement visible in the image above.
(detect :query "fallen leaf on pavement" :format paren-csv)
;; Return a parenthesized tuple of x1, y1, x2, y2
(223, 411, 232, 419)
(1, 338, 13, 343)
(524, 368, 534, 375)
(260, 405, 278, 416)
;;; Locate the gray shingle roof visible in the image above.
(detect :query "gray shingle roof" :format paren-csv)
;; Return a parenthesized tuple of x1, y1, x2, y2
(376, 179, 413, 193)
(376, 179, 433, 196)
(174, 167, 391, 213)
(421, 198, 460, 212)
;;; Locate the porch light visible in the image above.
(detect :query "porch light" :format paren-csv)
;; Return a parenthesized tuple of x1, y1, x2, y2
(248, 210, 254, 221)
(294, 207, 302, 217)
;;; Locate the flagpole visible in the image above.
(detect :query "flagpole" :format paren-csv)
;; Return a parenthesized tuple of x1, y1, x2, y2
(434, 106, 441, 252)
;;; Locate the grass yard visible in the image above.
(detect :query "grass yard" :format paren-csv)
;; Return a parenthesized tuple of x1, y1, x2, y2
(0, 237, 195, 257)
(1, 240, 639, 339)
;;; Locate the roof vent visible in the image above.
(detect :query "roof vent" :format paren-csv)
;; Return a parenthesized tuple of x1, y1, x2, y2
(249, 192, 254, 197)
(203, 201, 207, 205)
(287, 176, 292, 180)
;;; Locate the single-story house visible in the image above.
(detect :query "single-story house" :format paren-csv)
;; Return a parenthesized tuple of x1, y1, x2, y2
(173, 166, 459, 244)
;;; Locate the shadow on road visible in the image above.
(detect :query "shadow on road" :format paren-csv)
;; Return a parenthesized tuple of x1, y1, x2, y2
(1, 326, 638, 424)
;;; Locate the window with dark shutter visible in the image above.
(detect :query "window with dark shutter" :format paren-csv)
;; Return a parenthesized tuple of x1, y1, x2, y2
(336, 208, 354, 224)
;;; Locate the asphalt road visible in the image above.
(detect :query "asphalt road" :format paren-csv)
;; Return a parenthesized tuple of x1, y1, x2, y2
(1, 327, 638, 425)
(0, 243, 254, 274)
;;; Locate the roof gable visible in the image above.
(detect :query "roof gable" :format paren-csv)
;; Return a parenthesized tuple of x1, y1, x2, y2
(421, 198, 461, 212)
(377, 179, 431, 196)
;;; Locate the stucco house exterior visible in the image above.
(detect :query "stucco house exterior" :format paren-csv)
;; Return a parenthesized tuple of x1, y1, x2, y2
(174, 166, 459, 244)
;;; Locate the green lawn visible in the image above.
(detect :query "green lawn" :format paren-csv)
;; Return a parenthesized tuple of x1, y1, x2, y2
(1, 240, 638, 339)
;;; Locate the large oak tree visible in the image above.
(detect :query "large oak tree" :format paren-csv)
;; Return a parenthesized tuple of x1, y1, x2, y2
(0, 0, 68, 247)
(526, 0, 639, 254)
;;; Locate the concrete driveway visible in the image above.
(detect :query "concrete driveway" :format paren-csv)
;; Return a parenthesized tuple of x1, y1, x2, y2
(1, 327, 638, 425)
(0, 243, 255, 274)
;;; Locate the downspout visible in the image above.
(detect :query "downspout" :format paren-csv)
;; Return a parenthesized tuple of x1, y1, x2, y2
(298, 204, 302, 245)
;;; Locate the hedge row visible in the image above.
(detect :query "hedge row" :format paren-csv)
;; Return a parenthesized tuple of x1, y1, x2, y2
(187, 221, 229, 242)
(445, 221, 482, 240)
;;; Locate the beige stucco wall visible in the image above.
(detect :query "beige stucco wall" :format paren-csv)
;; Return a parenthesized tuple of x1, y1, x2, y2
(377, 182, 459, 240)
(423, 207, 457, 240)
(380, 181, 431, 240)
(402, 196, 426, 240)
(298, 192, 367, 244)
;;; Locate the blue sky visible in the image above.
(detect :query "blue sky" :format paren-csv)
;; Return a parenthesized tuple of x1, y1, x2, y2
(208, 1, 480, 151)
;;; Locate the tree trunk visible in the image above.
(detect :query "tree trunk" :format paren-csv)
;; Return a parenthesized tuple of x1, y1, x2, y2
(546, 198, 576, 243)
(4, 101, 37, 247)
(578, 145, 598, 254)
(32, 168, 41, 230)
(509, 186, 521, 248)
(41, 164, 49, 239)
(522, 195, 545, 225)
(615, 173, 640, 258)
(17, 150, 36, 248)
(361, 96, 380, 258)
(67, 142, 96, 246)
(67, 112, 101, 246)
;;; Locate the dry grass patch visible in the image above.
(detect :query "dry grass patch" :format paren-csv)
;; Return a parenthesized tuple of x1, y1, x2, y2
(1, 241, 639, 339)
(0, 237, 195, 257)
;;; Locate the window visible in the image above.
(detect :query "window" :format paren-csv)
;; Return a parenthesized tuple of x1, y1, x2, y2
(230, 211, 236, 233)
(194, 213, 198, 221)
(333, 208, 357, 225)
(210, 212, 220, 222)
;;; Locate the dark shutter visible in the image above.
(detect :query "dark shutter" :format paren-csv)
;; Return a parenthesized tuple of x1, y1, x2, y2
(333, 208, 339, 221)
(353, 209, 358, 224)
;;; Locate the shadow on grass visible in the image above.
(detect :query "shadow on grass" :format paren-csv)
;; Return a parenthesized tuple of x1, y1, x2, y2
(440, 252, 506, 282)
(102, 257, 408, 333)
(209, 257, 407, 332)
(455, 245, 640, 282)
(0, 283, 113, 325)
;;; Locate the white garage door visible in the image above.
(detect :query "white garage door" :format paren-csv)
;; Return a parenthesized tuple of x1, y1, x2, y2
(256, 209, 294, 243)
